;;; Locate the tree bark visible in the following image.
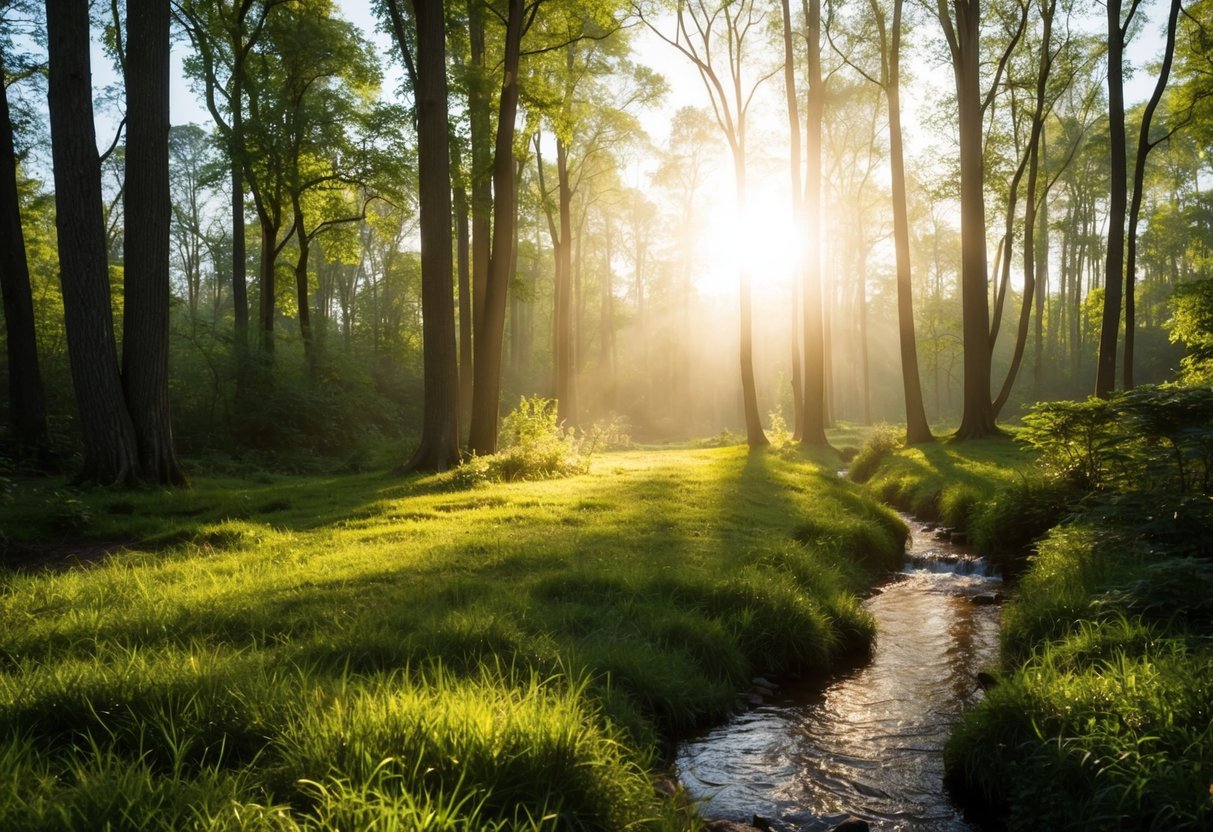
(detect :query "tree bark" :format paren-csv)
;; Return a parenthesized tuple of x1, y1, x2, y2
(257, 214, 279, 354)
(733, 152, 768, 448)
(395, 0, 459, 471)
(468, 0, 524, 455)
(47, 0, 140, 485)
(780, 0, 805, 440)
(553, 138, 577, 427)
(230, 78, 249, 367)
(941, 0, 999, 439)
(1123, 0, 1181, 391)
(0, 60, 49, 459)
(468, 0, 491, 344)
(455, 184, 473, 435)
(800, 0, 828, 447)
(292, 199, 314, 369)
(994, 0, 1054, 418)
(882, 0, 933, 443)
(1096, 0, 1128, 398)
(123, 0, 185, 484)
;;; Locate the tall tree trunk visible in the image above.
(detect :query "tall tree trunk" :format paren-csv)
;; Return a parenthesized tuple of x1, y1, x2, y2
(883, 0, 933, 443)
(780, 0, 804, 440)
(1123, 0, 1181, 391)
(230, 94, 249, 368)
(1096, 0, 1128, 398)
(257, 214, 279, 354)
(123, 0, 184, 484)
(800, 0, 828, 447)
(468, 0, 523, 455)
(554, 138, 576, 427)
(455, 184, 472, 437)
(600, 217, 616, 405)
(733, 152, 767, 448)
(468, 0, 491, 344)
(1034, 132, 1048, 387)
(47, 0, 140, 485)
(0, 60, 49, 459)
(994, 0, 1054, 417)
(394, 0, 459, 471)
(291, 201, 314, 370)
(942, 0, 998, 439)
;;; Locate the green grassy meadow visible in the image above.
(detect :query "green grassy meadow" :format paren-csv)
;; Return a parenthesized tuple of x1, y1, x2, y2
(0, 446, 905, 830)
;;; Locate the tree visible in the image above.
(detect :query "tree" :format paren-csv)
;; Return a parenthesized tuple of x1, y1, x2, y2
(530, 18, 654, 429)
(835, 0, 933, 443)
(640, 0, 771, 448)
(0, 30, 48, 459)
(123, 0, 185, 484)
(468, 0, 527, 455)
(385, 0, 460, 471)
(46, 0, 140, 484)
(1123, 0, 1183, 390)
(175, 0, 287, 368)
(991, 0, 1063, 417)
(936, 0, 1022, 438)
(800, 0, 830, 447)
(779, 0, 805, 439)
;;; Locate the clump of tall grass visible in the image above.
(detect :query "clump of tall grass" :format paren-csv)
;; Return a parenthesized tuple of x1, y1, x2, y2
(271, 666, 664, 832)
(946, 632, 1213, 830)
(847, 425, 903, 484)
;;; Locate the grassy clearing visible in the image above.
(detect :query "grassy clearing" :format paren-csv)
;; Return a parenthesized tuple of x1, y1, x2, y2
(857, 433, 1213, 828)
(0, 446, 905, 830)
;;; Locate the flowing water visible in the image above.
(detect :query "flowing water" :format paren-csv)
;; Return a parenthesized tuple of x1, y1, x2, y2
(676, 517, 1003, 831)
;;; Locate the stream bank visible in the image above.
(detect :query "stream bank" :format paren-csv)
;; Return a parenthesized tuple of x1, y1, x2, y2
(677, 516, 1002, 831)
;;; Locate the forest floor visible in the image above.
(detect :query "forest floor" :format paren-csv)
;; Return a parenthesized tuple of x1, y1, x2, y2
(0, 444, 906, 830)
(859, 438, 1213, 829)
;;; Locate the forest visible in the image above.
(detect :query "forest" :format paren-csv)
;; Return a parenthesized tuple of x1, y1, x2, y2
(1, 0, 1212, 829)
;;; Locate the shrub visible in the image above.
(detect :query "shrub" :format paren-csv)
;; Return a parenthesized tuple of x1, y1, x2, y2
(453, 398, 589, 486)
(1020, 386, 1213, 495)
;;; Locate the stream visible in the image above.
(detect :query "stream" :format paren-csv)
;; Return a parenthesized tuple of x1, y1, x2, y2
(676, 516, 1003, 831)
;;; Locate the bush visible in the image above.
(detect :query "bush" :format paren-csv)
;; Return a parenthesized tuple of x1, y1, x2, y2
(453, 397, 590, 486)
(1020, 386, 1213, 495)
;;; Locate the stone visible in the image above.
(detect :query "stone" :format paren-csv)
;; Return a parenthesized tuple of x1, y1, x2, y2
(829, 817, 870, 832)
(950, 532, 968, 545)
(751, 676, 778, 689)
(970, 592, 1003, 605)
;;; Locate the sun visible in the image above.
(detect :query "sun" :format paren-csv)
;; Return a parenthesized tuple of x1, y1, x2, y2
(695, 180, 804, 297)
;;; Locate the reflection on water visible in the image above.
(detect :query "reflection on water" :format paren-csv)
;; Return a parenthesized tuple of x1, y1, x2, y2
(676, 518, 1002, 831)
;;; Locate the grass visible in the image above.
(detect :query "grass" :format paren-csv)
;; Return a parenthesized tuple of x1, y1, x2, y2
(0, 446, 906, 830)
(945, 519, 1213, 830)
(851, 431, 1068, 573)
